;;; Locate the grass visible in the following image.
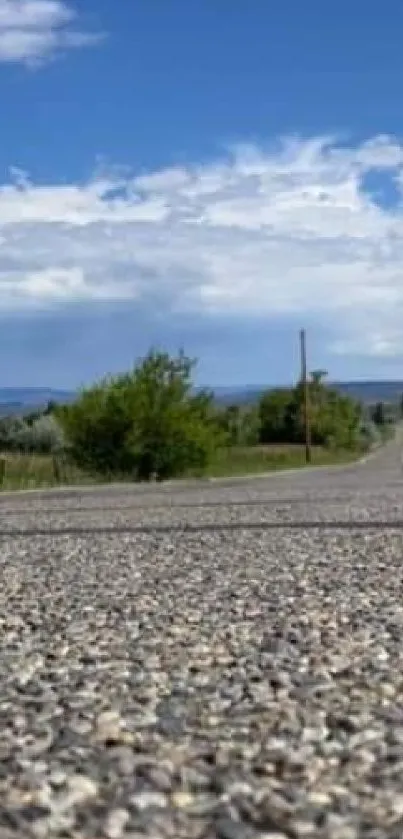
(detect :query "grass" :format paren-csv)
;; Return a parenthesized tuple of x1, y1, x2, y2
(0, 445, 364, 491)
(0, 453, 96, 491)
(204, 444, 362, 478)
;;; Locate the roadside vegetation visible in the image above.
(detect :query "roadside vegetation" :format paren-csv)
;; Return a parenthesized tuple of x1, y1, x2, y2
(0, 350, 398, 490)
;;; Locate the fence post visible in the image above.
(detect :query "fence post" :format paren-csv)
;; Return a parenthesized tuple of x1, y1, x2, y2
(0, 455, 5, 487)
(52, 454, 62, 483)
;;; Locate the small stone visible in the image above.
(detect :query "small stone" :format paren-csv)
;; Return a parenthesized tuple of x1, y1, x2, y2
(69, 716, 93, 735)
(31, 811, 75, 838)
(130, 791, 168, 810)
(180, 793, 220, 816)
(391, 793, 403, 819)
(323, 812, 359, 838)
(171, 790, 194, 808)
(306, 791, 332, 808)
(64, 774, 98, 806)
(302, 726, 328, 743)
(180, 766, 211, 790)
(256, 835, 289, 839)
(326, 820, 358, 839)
(380, 683, 396, 697)
(377, 648, 389, 662)
(95, 710, 124, 742)
(215, 816, 253, 839)
(225, 781, 253, 798)
(349, 729, 380, 748)
(18, 804, 51, 823)
(114, 746, 136, 775)
(144, 765, 173, 791)
(49, 770, 67, 787)
(293, 823, 316, 837)
(0, 739, 12, 760)
(104, 808, 130, 839)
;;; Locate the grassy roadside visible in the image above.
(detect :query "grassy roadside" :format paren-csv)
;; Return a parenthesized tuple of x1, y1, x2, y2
(0, 445, 364, 491)
(0, 454, 96, 491)
(203, 444, 362, 478)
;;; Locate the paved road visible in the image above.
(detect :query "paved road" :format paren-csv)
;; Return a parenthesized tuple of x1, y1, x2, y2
(1, 437, 403, 838)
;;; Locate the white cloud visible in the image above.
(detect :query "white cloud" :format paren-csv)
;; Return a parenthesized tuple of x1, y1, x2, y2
(0, 0, 102, 64)
(3, 134, 403, 358)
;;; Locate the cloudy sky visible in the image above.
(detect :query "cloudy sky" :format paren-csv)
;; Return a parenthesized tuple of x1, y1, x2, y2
(2, 0, 403, 387)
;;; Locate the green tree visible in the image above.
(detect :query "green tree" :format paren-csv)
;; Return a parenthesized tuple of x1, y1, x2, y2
(258, 388, 296, 444)
(44, 400, 58, 415)
(258, 376, 362, 449)
(293, 376, 361, 448)
(371, 401, 386, 427)
(216, 404, 260, 446)
(216, 404, 241, 445)
(239, 404, 260, 446)
(59, 350, 222, 481)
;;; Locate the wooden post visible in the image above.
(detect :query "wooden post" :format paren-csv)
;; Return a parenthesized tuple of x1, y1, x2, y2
(0, 455, 5, 487)
(52, 454, 62, 483)
(300, 329, 312, 464)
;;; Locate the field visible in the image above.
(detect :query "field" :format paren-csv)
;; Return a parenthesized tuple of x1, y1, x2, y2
(0, 445, 361, 490)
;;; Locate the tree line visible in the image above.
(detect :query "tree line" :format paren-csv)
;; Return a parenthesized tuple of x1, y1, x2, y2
(0, 351, 394, 481)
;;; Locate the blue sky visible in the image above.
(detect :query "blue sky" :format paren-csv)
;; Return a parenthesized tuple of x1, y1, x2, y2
(2, 1, 403, 387)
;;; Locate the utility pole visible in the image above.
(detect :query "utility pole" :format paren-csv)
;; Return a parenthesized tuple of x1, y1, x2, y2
(299, 328, 312, 464)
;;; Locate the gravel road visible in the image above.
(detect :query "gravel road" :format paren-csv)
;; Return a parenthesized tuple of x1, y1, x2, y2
(2, 438, 403, 838)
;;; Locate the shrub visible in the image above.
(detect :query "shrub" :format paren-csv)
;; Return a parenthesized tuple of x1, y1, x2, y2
(59, 350, 223, 480)
(0, 414, 65, 454)
(216, 404, 260, 446)
(258, 373, 362, 449)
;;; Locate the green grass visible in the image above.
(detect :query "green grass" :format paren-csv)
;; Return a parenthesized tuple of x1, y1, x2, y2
(0, 445, 363, 491)
(0, 453, 96, 491)
(204, 444, 362, 478)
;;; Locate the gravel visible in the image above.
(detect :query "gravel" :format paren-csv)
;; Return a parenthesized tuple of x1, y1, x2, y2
(1, 436, 403, 837)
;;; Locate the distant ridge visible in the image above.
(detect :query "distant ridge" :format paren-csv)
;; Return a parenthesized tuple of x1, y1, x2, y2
(210, 381, 403, 406)
(0, 380, 402, 416)
(0, 388, 75, 404)
(0, 388, 75, 416)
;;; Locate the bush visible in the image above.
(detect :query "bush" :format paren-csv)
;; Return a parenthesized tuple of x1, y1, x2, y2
(371, 401, 387, 427)
(0, 416, 25, 451)
(258, 373, 362, 449)
(359, 419, 381, 450)
(59, 350, 223, 480)
(23, 415, 65, 454)
(259, 388, 296, 444)
(0, 414, 65, 454)
(216, 404, 260, 446)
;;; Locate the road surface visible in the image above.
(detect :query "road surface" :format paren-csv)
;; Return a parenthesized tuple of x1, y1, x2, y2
(1, 435, 403, 838)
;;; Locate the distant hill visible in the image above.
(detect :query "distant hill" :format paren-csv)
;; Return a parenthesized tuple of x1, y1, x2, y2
(0, 380, 402, 416)
(211, 381, 403, 407)
(0, 388, 75, 416)
(334, 381, 403, 404)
